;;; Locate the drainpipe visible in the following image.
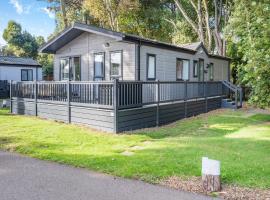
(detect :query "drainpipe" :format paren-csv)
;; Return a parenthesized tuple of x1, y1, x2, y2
(137, 41, 141, 81)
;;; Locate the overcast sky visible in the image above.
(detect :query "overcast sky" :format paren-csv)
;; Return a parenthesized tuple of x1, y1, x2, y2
(0, 0, 55, 46)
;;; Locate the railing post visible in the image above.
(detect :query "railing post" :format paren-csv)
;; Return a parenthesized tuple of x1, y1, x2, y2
(67, 80, 71, 123)
(113, 79, 119, 133)
(239, 87, 243, 108)
(184, 81, 187, 117)
(9, 80, 12, 114)
(235, 89, 238, 109)
(204, 81, 208, 112)
(156, 80, 160, 127)
(34, 80, 37, 116)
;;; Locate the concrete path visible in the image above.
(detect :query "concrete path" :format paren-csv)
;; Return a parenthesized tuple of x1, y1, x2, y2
(0, 151, 214, 200)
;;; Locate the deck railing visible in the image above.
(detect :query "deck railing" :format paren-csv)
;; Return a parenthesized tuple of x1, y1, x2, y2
(10, 80, 226, 109)
(117, 81, 224, 109)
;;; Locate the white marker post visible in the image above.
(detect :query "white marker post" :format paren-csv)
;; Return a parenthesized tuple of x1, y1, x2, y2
(202, 157, 221, 192)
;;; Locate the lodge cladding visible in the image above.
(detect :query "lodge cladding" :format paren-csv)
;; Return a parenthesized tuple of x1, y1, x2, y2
(0, 56, 42, 81)
(10, 22, 242, 133)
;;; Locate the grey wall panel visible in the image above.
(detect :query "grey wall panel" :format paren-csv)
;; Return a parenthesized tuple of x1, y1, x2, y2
(207, 98, 221, 111)
(37, 103, 68, 123)
(38, 112, 68, 123)
(11, 100, 35, 116)
(11, 96, 222, 133)
(70, 107, 114, 132)
(12, 107, 35, 116)
(186, 100, 206, 117)
(159, 102, 185, 125)
(118, 106, 156, 131)
(71, 106, 113, 117)
(71, 117, 114, 131)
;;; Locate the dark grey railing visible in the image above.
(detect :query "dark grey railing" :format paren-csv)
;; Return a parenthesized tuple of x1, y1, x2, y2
(117, 81, 225, 109)
(10, 81, 114, 108)
(0, 80, 10, 99)
(10, 80, 226, 110)
(222, 80, 243, 108)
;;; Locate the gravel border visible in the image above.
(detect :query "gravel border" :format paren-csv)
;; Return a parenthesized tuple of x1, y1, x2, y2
(160, 176, 270, 200)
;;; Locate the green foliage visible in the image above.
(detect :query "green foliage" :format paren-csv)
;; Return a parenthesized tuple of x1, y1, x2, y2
(35, 36, 54, 77)
(3, 20, 39, 58)
(118, 1, 174, 42)
(226, 1, 270, 108)
(171, 20, 197, 45)
(2, 21, 54, 78)
(1, 108, 270, 188)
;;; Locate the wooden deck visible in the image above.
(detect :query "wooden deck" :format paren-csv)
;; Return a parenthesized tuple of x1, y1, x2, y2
(10, 80, 240, 133)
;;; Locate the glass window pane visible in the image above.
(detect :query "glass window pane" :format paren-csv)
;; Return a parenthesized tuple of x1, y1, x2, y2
(28, 70, 33, 81)
(21, 70, 28, 81)
(199, 59, 204, 81)
(110, 52, 122, 77)
(183, 60, 189, 80)
(193, 61, 198, 77)
(94, 54, 104, 78)
(60, 59, 69, 80)
(147, 55, 155, 79)
(73, 57, 80, 81)
(209, 63, 214, 80)
(176, 60, 183, 80)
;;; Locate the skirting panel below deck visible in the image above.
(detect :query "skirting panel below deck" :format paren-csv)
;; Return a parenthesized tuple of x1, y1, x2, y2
(11, 98, 114, 132)
(118, 97, 222, 132)
(11, 96, 222, 133)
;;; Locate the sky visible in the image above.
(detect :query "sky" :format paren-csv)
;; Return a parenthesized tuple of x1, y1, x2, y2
(0, 0, 56, 46)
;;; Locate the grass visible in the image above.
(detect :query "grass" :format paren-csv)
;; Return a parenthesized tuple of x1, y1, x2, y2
(0, 108, 270, 188)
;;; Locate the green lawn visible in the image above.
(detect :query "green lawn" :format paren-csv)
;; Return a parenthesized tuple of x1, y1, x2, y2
(0, 108, 270, 188)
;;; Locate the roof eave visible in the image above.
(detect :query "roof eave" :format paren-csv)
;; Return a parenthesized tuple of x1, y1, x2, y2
(123, 35, 197, 54)
(39, 22, 124, 54)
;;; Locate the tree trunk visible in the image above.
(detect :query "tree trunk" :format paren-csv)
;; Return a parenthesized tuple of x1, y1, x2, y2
(60, 0, 68, 28)
(202, 0, 212, 51)
(202, 174, 221, 192)
(197, 0, 205, 45)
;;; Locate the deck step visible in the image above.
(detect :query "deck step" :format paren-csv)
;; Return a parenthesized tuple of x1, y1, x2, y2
(221, 98, 237, 109)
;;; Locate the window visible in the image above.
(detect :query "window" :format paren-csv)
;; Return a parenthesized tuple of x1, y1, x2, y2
(21, 69, 33, 81)
(72, 57, 81, 81)
(60, 57, 81, 81)
(176, 59, 189, 80)
(147, 54, 156, 80)
(193, 60, 198, 77)
(208, 63, 214, 80)
(110, 51, 122, 79)
(198, 59, 204, 81)
(94, 53, 105, 80)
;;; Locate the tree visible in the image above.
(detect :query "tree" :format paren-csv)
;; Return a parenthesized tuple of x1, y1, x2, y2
(2, 21, 54, 79)
(36, 36, 54, 79)
(83, 0, 173, 42)
(3, 21, 39, 58)
(226, 0, 270, 108)
(173, 0, 232, 55)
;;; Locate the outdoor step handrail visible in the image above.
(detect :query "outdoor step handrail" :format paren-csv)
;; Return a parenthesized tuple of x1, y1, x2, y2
(222, 80, 243, 108)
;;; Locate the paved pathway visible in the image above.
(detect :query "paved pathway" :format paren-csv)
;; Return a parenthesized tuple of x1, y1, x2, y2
(0, 151, 214, 200)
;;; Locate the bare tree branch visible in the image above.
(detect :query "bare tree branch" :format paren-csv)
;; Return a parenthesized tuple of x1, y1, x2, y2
(174, 0, 198, 33)
(197, 0, 205, 44)
(202, 0, 212, 50)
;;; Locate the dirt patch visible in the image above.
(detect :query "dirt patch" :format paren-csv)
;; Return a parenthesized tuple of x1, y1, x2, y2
(241, 104, 270, 115)
(130, 145, 145, 150)
(160, 176, 270, 200)
(120, 151, 134, 156)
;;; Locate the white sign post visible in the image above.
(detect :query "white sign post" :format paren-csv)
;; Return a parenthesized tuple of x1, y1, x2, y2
(202, 157, 221, 192)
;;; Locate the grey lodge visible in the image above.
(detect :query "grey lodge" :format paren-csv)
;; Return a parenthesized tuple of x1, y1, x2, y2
(10, 22, 241, 133)
(40, 22, 230, 82)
